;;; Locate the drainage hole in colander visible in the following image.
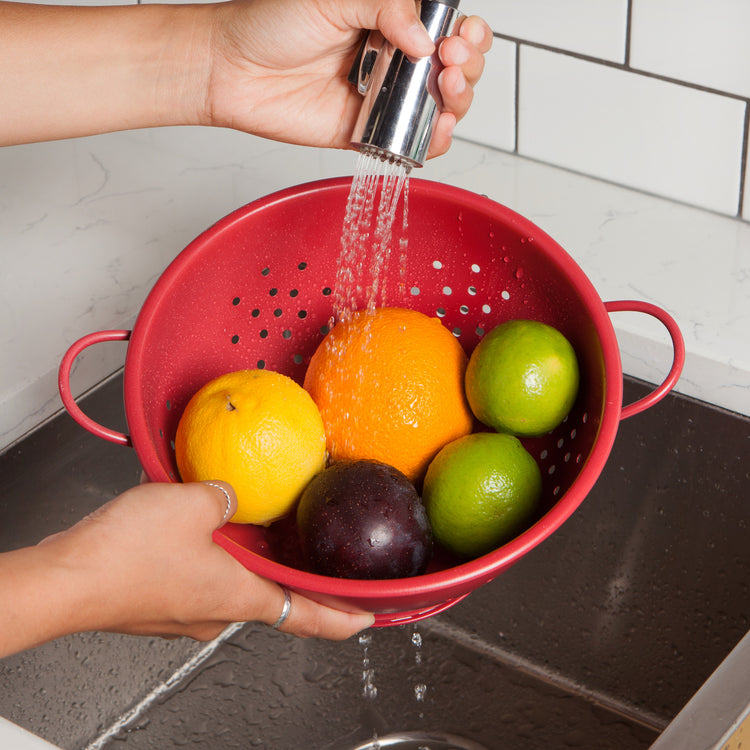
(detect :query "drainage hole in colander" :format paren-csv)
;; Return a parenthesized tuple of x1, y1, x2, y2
(166, 400, 171, 411)
(482, 304, 491, 314)
(460, 305, 469, 314)
(436, 307, 446, 318)
(282, 330, 292, 339)
(298, 310, 307, 319)
(442, 286, 452, 295)
(274, 308, 282, 317)
(293, 354, 304, 364)
(471, 263, 480, 273)
(257, 360, 266, 369)
(468, 286, 477, 296)
(322, 287, 332, 296)
(298, 262, 307, 270)
(269, 287, 278, 297)
(252, 309, 260, 318)
(410, 286, 420, 296)
(261, 267, 270, 276)
(260, 330, 268, 339)
(452, 327, 461, 338)
(501, 290, 510, 300)
(432, 260, 443, 269)
(232, 296, 240, 306)
(476, 326, 485, 336)
(231, 335, 239, 344)
(290, 289, 299, 298)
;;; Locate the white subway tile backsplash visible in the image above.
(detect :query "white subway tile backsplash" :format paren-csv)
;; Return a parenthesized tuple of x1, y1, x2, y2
(631, 0, 750, 99)
(517, 47, 745, 216)
(454, 38, 516, 152)
(462, 0, 628, 63)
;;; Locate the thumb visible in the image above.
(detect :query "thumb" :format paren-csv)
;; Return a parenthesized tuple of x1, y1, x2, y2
(199, 481, 238, 529)
(348, 0, 435, 58)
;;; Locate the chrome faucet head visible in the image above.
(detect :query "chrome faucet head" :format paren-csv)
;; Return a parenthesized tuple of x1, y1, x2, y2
(349, 0, 462, 169)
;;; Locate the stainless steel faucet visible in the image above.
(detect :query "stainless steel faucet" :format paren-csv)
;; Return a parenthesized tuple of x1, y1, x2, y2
(349, 0, 462, 169)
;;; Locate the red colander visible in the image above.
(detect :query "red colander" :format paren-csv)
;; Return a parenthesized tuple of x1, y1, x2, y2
(59, 177, 685, 626)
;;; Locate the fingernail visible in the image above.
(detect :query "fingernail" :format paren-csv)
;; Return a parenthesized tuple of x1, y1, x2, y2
(465, 18, 487, 47)
(451, 39, 471, 65)
(408, 22, 435, 57)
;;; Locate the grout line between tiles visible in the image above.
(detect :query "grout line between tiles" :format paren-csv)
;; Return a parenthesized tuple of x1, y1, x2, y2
(493, 33, 749, 105)
(624, 0, 633, 68)
(738, 103, 749, 218)
(513, 39, 520, 154)
(84, 622, 245, 750)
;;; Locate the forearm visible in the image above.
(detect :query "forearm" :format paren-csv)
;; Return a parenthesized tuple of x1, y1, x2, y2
(0, 543, 95, 657)
(0, 1, 214, 146)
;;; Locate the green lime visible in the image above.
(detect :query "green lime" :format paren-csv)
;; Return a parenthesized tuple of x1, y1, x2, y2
(465, 319, 579, 437)
(422, 432, 542, 559)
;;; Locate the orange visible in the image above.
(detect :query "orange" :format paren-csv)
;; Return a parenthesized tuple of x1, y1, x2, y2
(303, 307, 473, 483)
(423, 432, 542, 559)
(175, 369, 326, 526)
(465, 319, 579, 437)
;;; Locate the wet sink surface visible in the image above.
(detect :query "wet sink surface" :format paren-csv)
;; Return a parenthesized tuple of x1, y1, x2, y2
(0, 376, 748, 749)
(96, 620, 658, 750)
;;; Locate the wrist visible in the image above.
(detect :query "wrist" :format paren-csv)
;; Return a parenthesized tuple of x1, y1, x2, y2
(139, 3, 217, 130)
(0, 541, 98, 656)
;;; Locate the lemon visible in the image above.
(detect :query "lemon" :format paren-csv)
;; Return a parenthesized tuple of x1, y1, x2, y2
(175, 369, 326, 526)
(465, 319, 579, 437)
(422, 432, 542, 559)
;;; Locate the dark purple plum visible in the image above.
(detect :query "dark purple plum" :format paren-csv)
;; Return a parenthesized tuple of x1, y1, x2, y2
(296, 459, 433, 580)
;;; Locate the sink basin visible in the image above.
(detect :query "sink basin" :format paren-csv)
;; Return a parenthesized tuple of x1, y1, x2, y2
(0, 375, 748, 749)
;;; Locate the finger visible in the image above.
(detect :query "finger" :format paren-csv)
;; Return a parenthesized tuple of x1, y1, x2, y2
(346, 0, 434, 58)
(437, 65, 473, 123)
(199, 481, 238, 528)
(426, 110, 457, 160)
(439, 36, 485, 88)
(273, 588, 375, 641)
(459, 15, 494, 56)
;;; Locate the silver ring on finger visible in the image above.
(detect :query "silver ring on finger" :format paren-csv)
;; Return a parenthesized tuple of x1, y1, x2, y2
(272, 587, 292, 629)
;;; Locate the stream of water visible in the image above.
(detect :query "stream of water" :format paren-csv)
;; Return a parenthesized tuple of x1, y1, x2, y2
(333, 152, 411, 322)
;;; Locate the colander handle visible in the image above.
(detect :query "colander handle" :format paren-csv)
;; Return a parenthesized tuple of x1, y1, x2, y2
(58, 330, 132, 446)
(605, 300, 685, 420)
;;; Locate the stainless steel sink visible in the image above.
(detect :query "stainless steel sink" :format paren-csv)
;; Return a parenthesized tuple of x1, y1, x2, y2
(1, 376, 748, 749)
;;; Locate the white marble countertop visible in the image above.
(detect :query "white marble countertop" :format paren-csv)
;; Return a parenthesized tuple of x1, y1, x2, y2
(1, 129, 748, 451)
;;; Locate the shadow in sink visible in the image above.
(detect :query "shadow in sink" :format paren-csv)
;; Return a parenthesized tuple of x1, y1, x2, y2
(91, 620, 659, 749)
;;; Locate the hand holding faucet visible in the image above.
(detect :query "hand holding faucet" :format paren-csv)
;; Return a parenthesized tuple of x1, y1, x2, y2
(0, 0, 492, 155)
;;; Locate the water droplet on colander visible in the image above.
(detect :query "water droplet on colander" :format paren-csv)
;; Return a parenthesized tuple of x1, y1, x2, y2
(515, 267, 524, 279)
